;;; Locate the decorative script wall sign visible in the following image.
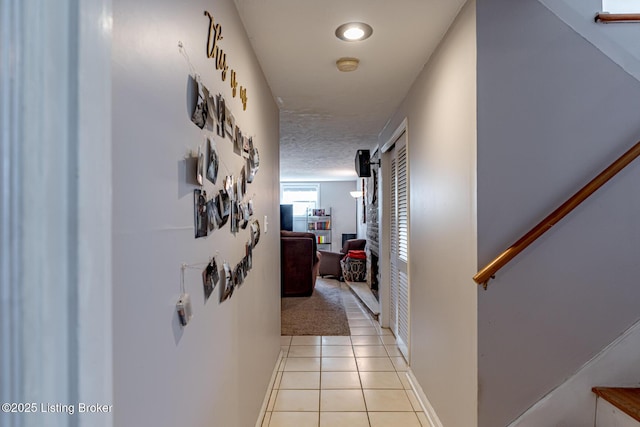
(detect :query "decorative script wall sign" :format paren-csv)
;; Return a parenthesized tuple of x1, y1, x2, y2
(204, 10, 249, 110)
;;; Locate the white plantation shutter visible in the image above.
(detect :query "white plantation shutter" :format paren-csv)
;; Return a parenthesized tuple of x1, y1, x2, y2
(397, 269, 410, 357)
(389, 157, 398, 335)
(397, 145, 408, 263)
(396, 143, 409, 358)
(389, 133, 410, 360)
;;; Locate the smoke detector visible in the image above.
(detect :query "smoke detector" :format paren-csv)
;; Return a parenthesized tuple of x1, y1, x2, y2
(336, 57, 360, 72)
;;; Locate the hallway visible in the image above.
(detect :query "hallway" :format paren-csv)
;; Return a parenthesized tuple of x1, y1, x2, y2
(263, 281, 429, 427)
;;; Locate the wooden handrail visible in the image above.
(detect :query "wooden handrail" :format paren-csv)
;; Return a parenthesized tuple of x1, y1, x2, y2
(474, 141, 640, 289)
(595, 13, 640, 23)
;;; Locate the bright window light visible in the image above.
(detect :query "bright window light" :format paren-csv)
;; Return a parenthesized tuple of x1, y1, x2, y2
(603, 0, 640, 12)
(281, 184, 319, 216)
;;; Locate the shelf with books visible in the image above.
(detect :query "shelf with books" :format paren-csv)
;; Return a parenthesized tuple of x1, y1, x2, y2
(307, 207, 332, 248)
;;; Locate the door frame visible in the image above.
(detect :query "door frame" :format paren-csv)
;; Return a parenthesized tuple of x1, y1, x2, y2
(0, 2, 113, 425)
(379, 118, 410, 359)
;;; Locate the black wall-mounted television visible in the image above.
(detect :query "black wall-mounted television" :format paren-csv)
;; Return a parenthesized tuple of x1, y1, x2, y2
(280, 204, 293, 231)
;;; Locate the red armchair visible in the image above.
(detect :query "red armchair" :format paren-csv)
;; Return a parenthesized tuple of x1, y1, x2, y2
(319, 239, 366, 280)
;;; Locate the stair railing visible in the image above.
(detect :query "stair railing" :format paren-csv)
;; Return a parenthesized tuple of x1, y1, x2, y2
(595, 13, 640, 23)
(474, 141, 640, 289)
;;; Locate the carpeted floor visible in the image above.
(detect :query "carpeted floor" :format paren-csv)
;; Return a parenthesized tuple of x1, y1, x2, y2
(281, 278, 350, 336)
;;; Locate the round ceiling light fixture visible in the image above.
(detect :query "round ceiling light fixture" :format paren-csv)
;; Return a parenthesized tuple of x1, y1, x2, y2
(336, 57, 360, 72)
(335, 22, 373, 42)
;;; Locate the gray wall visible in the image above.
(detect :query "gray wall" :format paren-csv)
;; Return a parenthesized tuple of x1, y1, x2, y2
(378, 2, 478, 425)
(112, 0, 281, 425)
(477, 0, 640, 425)
(538, 0, 640, 83)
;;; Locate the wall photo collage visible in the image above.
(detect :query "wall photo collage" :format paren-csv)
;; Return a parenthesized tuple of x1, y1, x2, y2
(185, 71, 261, 311)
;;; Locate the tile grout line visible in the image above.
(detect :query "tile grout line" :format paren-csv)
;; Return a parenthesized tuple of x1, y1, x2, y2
(354, 339, 373, 427)
(275, 279, 426, 426)
(318, 341, 321, 427)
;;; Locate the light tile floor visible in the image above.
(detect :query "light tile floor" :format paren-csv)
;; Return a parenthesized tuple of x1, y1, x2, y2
(262, 280, 428, 427)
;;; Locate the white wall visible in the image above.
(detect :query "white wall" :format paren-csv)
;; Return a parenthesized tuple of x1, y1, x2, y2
(477, 0, 640, 425)
(319, 181, 358, 252)
(112, 0, 281, 426)
(378, 2, 477, 426)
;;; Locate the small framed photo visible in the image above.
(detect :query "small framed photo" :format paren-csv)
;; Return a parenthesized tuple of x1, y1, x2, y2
(234, 126, 243, 156)
(250, 219, 261, 247)
(225, 109, 234, 139)
(206, 198, 217, 232)
(240, 203, 249, 230)
(225, 175, 236, 201)
(206, 91, 217, 131)
(217, 190, 230, 228)
(216, 95, 226, 138)
(239, 165, 247, 199)
(247, 198, 254, 217)
(246, 158, 255, 184)
(190, 77, 208, 129)
(246, 241, 253, 271)
(206, 138, 219, 185)
(221, 262, 234, 302)
(202, 258, 219, 302)
(234, 263, 243, 287)
(211, 194, 222, 228)
(243, 135, 250, 156)
(230, 202, 238, 233)
(196, 144, 205, 185)
(250, 147, 260, 177)
(194, 189, 208, 238)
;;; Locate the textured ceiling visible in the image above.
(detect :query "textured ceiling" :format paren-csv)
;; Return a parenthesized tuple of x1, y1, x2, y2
(233, 0, 467, 181)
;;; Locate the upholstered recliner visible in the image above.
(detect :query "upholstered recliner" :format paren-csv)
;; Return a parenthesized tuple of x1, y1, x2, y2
(319, 239, 366, 280)
(280, 231, 322, 297)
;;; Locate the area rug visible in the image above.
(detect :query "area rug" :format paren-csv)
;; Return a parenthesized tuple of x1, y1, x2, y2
(281, 278, 350, 336)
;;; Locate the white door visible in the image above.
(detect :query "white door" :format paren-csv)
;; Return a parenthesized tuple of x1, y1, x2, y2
(389, 131, 410, 360)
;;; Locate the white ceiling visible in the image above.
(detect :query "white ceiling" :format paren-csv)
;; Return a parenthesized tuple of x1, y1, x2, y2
(233, 0, 467, 181)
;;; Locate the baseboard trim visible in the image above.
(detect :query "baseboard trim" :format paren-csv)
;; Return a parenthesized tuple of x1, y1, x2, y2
(254, 349, 283, 427)
(406, 368, 444, 427)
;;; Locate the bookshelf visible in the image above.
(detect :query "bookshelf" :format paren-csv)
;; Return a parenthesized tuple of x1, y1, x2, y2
(307, 207, 332, 249)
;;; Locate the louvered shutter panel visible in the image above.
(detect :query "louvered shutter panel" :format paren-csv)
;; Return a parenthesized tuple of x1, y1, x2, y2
(395, 144, 409, 359)
(389, 157, 398, 335)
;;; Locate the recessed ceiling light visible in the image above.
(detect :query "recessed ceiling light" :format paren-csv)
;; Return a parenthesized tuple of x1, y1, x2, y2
(344, 27, 365, 40)
(335, 22, 373, 42)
